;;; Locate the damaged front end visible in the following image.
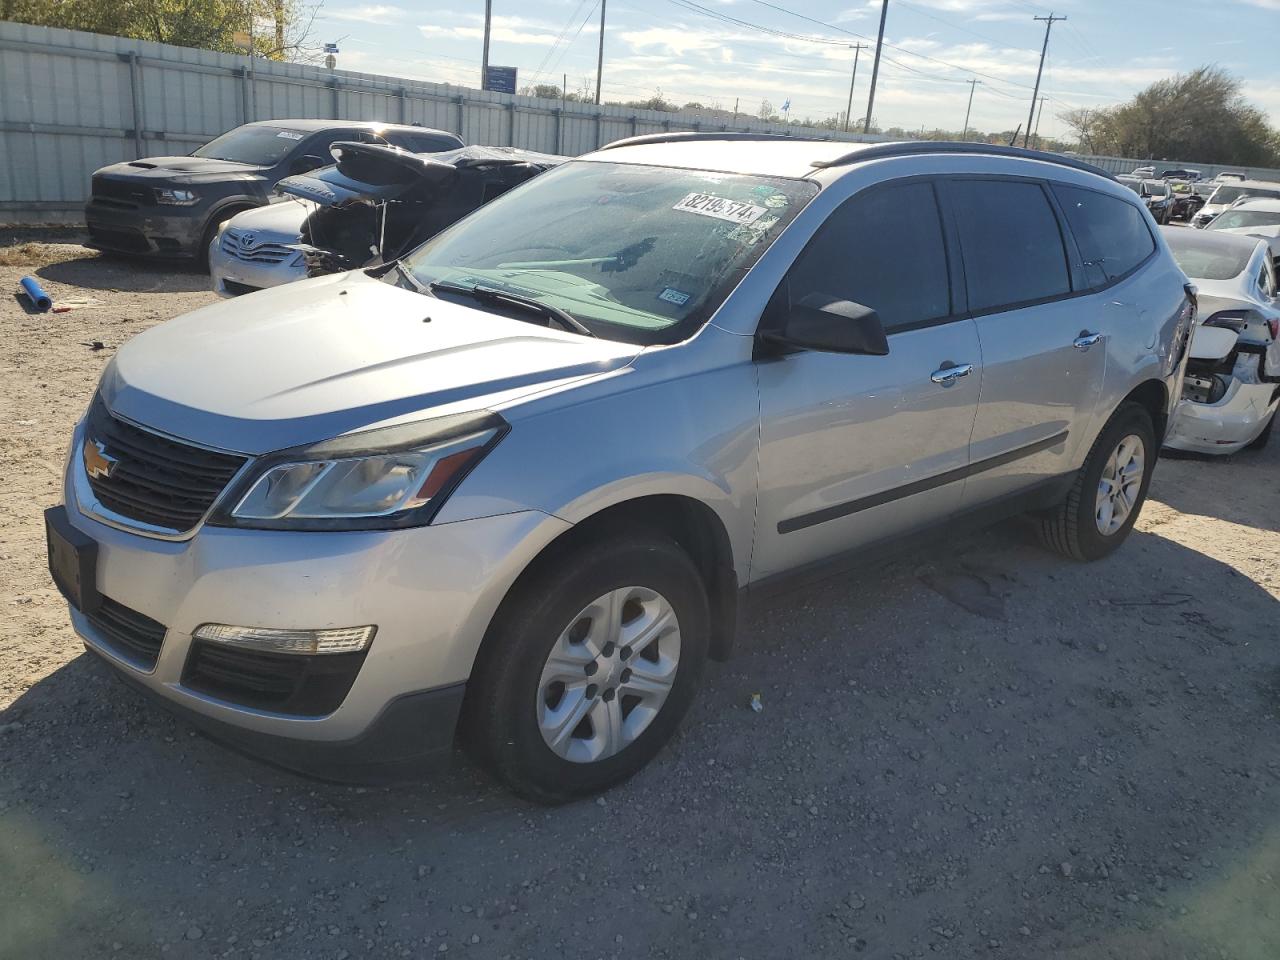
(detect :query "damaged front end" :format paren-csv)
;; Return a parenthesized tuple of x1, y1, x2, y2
(275, 143, 566, 279)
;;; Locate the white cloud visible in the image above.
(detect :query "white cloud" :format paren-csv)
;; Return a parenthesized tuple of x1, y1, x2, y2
(323, 5, 409, 24)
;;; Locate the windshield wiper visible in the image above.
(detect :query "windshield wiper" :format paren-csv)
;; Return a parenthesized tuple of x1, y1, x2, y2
(428, 281, 595, 338)
(394, 260, 430, 295)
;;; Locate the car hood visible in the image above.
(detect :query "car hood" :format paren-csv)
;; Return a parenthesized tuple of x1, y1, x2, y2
(99, 272, 642, 455)
(223, 199, 311, 240)
(94, 156, 268, 184)
(1211, 224, 1280, 249)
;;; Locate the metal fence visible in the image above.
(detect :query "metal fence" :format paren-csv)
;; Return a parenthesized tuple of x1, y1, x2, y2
(0, 22, 891, 223)
(1070, 153, 1280, 183)
(3, 21, 1279, 224)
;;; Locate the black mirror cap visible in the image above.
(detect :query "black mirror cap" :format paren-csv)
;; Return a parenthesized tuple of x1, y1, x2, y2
(763, 294, 889, 356)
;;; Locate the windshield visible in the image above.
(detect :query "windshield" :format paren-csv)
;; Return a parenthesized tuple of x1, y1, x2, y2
(1119, 179, 1143, 196)
(1209, 209, 1280, 230)
(193, 125, 308, 166)
(1208, 185, 1280, 206)
(1143, 180, 1169, 197)
(1164, 230, 1254, 281)
(400, 160, 818, 344)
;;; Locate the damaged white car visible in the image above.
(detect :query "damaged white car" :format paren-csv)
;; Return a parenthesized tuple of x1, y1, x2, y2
(1161, 226, 1280, 454)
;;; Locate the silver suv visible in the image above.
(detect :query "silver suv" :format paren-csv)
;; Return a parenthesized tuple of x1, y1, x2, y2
(47, 136, 1193, 802)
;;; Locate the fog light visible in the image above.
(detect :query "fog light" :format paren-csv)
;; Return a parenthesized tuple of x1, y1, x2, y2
(192, 623, 375, 655)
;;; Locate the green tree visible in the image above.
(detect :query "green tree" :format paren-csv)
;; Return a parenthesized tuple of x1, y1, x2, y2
(1, 0, 319, 60)
(1058, 66, 1279, 166)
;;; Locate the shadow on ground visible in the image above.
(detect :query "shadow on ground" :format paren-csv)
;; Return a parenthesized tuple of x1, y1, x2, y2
(37, 254, 210, 294)
(2, 520, 1279, 959)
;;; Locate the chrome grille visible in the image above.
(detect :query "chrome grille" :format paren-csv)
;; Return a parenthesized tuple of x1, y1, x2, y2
(221, 230, 297, 264)
(83, 398, 247, 534)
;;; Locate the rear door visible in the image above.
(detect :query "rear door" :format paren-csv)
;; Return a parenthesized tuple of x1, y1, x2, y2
(943, 177, 1110, 509)
(752, 179, 982, 580)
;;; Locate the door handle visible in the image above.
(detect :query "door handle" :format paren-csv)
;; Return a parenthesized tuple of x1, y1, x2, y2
(930, 362, 974, 386)
(1073, 332, 1104, 350)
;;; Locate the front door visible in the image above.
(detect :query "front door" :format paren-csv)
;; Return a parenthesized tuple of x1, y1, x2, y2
(752, 179, 982, 581)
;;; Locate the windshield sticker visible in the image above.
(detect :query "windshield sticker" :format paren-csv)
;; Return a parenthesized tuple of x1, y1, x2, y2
(725, 215, 780, 246)
(763, 194, 790, 208)
(673, 192, 768, 225)
(276, 130, 305, 140)
(657, 287, 692, 306)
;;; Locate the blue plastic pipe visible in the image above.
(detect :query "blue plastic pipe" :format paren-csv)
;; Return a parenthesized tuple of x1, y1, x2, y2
(19, 275, 52, 312)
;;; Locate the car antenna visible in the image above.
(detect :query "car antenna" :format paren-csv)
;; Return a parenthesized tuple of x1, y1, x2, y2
(1007, 124, 1022, 147)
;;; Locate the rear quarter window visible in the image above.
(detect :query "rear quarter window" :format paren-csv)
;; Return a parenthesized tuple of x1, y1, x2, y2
(1052, 184, 1154, 288)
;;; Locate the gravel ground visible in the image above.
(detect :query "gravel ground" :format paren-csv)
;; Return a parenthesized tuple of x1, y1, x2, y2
(2, 245, 1278, 960)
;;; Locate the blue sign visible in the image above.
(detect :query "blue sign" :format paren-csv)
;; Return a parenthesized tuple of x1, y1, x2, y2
(323, 42, 339, 53)
(484, 65, 517, 94)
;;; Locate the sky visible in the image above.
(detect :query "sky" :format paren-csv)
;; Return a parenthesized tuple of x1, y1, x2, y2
(309, 0, 1279, 141)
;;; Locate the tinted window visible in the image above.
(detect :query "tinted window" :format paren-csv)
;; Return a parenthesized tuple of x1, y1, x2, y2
(786, 181, 950, 332)
(948, 179, 1070, 312)
(1053, 185, 1155, 287)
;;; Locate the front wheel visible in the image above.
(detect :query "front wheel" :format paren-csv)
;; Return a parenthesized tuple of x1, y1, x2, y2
(464, 535, 709, 803)
(1038, 402, 1156, 561)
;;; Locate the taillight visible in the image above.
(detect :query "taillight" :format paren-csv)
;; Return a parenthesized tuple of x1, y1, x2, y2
(1269, 319, 1279, 340)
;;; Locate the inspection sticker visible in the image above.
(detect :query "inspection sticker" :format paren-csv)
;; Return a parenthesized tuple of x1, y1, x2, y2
(276, 130, 305, 140)
(672, 192, 767, 225)
(657, 287, 692, 306)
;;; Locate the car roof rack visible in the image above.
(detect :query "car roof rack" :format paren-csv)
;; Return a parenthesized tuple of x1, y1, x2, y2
(599, 131, 823, 150)
(808, 141, 1115, 180)
(599, 132, 1115, 182)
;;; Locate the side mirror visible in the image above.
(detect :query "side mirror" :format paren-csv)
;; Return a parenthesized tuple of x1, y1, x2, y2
(289, 154, 326, 175)
(762, 294, 889, 356)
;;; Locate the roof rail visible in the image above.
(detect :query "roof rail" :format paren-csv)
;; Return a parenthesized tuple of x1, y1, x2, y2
(599, 131, 823, 151)
(810, 141, 1115, 181)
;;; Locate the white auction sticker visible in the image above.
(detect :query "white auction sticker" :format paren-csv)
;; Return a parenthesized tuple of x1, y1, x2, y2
(276, 130, 305, 140)
(672, 192, 767, 224)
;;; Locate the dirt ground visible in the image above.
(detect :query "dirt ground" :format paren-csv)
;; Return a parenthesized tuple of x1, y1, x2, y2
(1, 243, 1278, 960)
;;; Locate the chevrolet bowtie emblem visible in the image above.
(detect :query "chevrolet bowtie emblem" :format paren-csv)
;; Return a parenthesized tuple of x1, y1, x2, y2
(83, 438, 117, 480)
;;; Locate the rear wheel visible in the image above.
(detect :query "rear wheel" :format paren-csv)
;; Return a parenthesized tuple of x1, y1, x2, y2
(464, 535, 709, 803)
(1038, 402, 1156, 561)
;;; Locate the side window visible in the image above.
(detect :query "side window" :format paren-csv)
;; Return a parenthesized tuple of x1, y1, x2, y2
(1052, 184, 1155, 288)
(785, 181, 951, 333)
(1257, 261, 1274, 298)
(948, 179, 1071, 312)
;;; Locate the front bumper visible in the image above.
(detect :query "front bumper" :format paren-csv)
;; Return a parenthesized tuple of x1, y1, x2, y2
(84, 199, 207, 258)
(209, 234, 307, 297)
(54, 416, 572, 779)
(1165, 381, 1279, 454)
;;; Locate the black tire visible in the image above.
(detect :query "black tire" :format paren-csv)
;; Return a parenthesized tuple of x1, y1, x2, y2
(463, 535, 709, 803)
(1245, 410, 1274, 451)
(196, 207, 247, 272)
(1038, 402, 1156, 561)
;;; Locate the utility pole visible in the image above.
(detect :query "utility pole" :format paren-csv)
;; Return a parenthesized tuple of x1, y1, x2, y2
(1025, 13, 1064, 147)
(595, 0, 607, 105)
(863, 0, 889, 134)
(962, 79, 980, 139)
(481, 0, 492, 89)
(843, 43, 864, 134)
(1032, 95, 1047, 148)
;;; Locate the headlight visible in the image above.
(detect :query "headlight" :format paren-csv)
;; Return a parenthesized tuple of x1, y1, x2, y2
(155, 187, 200, 205)
(210, 415, 506, 531)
